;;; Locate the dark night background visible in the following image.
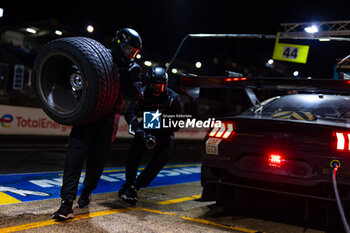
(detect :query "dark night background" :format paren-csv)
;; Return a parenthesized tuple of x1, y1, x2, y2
(2, 1, 350, 78)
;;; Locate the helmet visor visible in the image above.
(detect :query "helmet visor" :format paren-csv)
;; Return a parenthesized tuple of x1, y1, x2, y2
(120, 43, 139, 60)
(149, 83, 165, 95)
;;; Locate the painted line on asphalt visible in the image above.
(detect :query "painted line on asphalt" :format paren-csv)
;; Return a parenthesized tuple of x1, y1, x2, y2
(0, 192, 21, 205)
(132, 207, 264, 233)
(157, 194, 201, 205)
(0, 163, 201, 205)
(0, 206, 263, 233)
(136, 207, 262, 232)
(179, 215, 261, 233)
(0, 208, 131, 233)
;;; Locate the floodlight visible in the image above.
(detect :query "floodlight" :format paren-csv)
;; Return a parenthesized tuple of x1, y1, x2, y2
(55, 30, 63, 36)
(26, 28, 37, 34)
(304, 25, 318, 33)
(87, 25, 94, 33)
(144, 61, 152, 66)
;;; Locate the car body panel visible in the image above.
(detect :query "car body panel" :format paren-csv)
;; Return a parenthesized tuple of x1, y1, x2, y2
(201, 94, 350, 202)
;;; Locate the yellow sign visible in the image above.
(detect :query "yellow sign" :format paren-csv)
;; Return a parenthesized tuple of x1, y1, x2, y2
(272, 35, 309, 64)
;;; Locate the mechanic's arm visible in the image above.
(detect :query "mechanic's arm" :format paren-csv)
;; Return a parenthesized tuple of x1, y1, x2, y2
(119, 62, 143, 101)
(125, 100, 141, 125)
(125, 100, 146, 139)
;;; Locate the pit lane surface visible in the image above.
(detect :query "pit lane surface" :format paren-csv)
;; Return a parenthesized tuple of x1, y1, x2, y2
(0, 181, 326, 233)
(0, 164, 202, 204)
(1, 169, 339, 233)
(0, 139, 342, 233)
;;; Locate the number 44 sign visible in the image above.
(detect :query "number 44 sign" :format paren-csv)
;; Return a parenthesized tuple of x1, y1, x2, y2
(273, 42, 309, 64)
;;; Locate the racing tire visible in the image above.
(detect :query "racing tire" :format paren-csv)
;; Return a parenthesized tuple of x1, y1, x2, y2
(33, 37, 119, 125)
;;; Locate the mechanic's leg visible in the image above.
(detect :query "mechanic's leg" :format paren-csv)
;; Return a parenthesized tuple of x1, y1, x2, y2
(83, 119, 115, 192)
(135, 135, 173, 189)
(61, 124, 94, 200)
(125, 136, 147, 184)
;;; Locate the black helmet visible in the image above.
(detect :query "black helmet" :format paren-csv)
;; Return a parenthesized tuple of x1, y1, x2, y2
(146, 66, 168, 96)
(113, 28, 142, 61)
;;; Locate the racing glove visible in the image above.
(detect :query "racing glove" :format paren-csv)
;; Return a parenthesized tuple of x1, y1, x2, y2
(131, 119, 145, 140)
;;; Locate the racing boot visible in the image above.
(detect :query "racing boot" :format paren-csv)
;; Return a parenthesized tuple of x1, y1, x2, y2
(78, 189, 91, 208)
(52, 199, 74, 221)
(118, 182, 138, 205)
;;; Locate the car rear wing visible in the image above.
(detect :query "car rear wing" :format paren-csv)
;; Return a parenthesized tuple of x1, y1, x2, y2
(180, 75, 350, 106)
(170, 33, 350, 106)
(181, 76, 350, 91)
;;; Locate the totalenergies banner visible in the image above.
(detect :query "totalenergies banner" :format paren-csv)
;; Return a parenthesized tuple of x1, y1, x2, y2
(0, 105, 72, 136)
(0, 105, 207, 139)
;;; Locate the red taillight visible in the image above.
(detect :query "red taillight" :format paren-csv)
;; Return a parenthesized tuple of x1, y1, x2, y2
(336, 132, 345, 150)
(268, 154, 284, 167)
(334, 132, 350, 151)
(209, 122, 235, 139)
(225, 77, 247, 82)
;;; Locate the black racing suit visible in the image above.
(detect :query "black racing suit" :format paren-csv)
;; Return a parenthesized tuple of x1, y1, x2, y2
(60, 59, 142, 201)
(124, 88, 182, 189)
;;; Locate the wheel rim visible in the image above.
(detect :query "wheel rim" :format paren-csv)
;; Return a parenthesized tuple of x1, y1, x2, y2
(38, 53, 85, 115)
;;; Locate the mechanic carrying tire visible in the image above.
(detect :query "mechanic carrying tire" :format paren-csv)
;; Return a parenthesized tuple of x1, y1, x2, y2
(118, 66, 182, 205)
(42, 28, 143, 221)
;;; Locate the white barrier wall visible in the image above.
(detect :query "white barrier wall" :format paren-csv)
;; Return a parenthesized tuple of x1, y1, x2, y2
(0, 105, 207, 139)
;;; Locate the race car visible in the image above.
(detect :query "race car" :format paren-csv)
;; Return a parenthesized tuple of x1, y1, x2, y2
(200, 92, 350, 206)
